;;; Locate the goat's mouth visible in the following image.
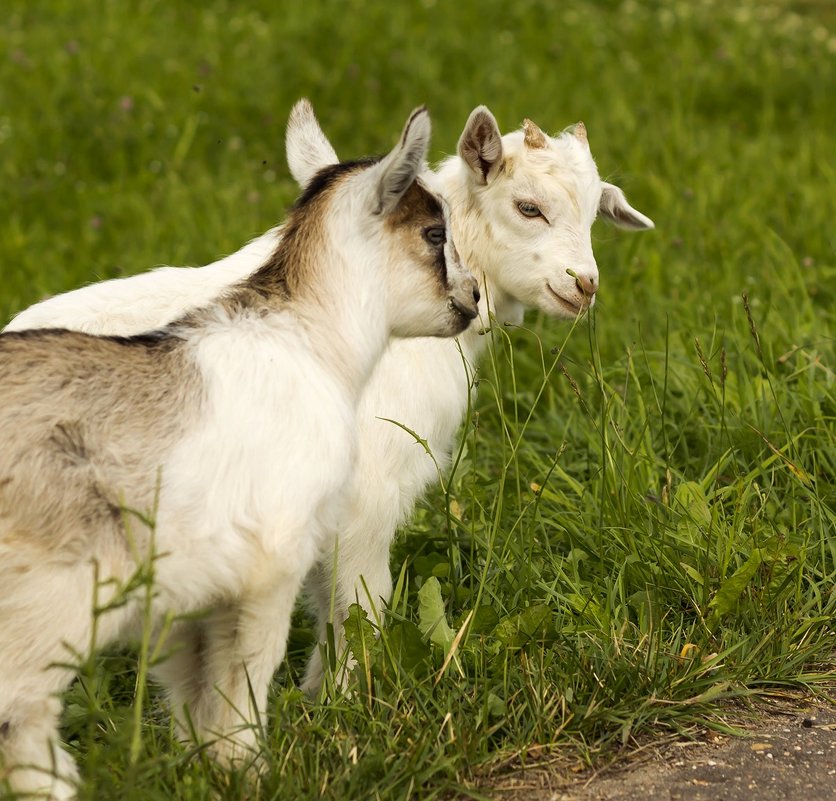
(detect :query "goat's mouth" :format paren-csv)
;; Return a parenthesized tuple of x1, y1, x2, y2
(450, 296, 479, 321)
(545, 283, 587, 316)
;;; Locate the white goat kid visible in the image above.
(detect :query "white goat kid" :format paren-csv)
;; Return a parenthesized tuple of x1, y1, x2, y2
(5, 105, 654, 698)
(302, 111, 654, 691)
(0, 103, 478, 800)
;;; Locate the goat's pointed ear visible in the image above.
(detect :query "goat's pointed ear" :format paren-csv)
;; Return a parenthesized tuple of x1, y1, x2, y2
(286, 98, 339, 190)
(374, 106, 431, 215)
(599, 182, 655, 230)
(458, 105, 503, 185)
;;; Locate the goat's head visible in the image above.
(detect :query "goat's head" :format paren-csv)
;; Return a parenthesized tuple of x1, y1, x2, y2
(286, 100, 479, 338)
(456, 106, 654, 320)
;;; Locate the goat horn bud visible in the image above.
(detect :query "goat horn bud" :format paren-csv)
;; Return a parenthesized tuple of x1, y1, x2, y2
(574, 121, 588, 145)
(523, 118, 547, 149)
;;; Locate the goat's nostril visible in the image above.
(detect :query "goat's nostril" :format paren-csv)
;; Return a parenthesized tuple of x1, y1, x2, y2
(575, 275, 598, 296)
(472, 287, 481, 304)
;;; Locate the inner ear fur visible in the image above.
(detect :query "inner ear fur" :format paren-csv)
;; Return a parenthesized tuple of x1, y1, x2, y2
(599, 182, 655, 230)
(458, 105, 503, 184)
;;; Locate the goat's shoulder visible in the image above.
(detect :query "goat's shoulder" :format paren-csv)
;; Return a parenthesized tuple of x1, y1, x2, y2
(193, 306, 338, 402)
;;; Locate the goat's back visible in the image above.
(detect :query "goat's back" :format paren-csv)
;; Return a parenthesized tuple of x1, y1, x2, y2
(4, 230, 280, 336)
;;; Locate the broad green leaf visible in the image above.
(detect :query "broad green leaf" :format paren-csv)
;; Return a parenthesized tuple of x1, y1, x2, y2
(413, 553, 448, 580)
(431, 561, 451, 579)
(680, 562, 706, 586)
(417, 576, 456, 651)
(675, 481, 712, 529)
(468, 605, 500, 635)
(708, 550, 764, 623)
(494, 604, 552, 649)
(628, 590, 660, 632)
(343, 603, 376, 672)
(486, 692, 505, 718)
(565, 593, 606, 625)
(387, 621, 431, 674)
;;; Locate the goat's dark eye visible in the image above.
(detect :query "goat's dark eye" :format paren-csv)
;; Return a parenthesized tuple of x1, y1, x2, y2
(517, 201, 542, 218)
(424, 227, 446, 246)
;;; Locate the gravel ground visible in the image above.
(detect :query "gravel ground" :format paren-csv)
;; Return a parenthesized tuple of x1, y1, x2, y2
(485, 694, 836, 801)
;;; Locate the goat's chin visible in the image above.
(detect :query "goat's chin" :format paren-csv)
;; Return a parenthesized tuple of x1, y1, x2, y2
(446, 310, 475, 337)
(391, 310, 465, 340)
(422, 314, 473, 339)
(539, 282, 592, 320)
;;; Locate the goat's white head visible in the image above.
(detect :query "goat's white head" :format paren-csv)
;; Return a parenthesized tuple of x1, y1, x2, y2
(286, 99, 479, 338)
(456, 106, 654, 320)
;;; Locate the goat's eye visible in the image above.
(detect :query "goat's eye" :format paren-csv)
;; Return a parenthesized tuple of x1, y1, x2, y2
(517, 201, 542, 218)
(424, 227, 446, 246)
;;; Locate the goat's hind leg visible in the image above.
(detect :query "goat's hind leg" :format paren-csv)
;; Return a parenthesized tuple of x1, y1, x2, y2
(0, 555, 115, 801)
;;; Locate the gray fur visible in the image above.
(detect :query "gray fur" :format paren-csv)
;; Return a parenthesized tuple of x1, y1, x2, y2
(0, 330, 200, 555)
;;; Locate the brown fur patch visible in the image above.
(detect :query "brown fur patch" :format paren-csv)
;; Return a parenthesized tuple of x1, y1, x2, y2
(0, 329, 200, 554)
(243, 158, 381, 304)
(385, 181, 450, 290)
(384, 180, 443, 231)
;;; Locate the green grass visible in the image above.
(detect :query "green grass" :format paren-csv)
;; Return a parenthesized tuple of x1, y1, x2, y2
(1, 0, 834, 798)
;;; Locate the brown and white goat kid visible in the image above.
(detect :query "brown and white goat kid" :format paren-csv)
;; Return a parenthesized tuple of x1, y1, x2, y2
(0, 104, 478, 800)
(6, 104, 654, 698)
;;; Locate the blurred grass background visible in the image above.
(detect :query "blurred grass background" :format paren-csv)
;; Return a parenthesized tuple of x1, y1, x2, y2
(1, 1, 833, 799)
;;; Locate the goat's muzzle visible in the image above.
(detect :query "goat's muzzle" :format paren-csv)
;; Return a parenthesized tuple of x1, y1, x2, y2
(451, 296, 479, 320)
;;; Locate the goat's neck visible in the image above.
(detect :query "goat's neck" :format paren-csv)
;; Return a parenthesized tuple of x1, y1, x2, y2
(291, 243, 389, 404)
(176, 226, 386, 404)
(227, 214, 390, 404)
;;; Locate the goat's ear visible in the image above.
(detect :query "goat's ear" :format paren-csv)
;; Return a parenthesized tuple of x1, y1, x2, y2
(286, 98, 339, 190)
(598, 182, 655, 230)
(458, 105, 503, 185)
(374, 106, 431, 215)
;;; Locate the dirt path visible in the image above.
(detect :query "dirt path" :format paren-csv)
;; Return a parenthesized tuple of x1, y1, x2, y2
(486, 694, 836, 801)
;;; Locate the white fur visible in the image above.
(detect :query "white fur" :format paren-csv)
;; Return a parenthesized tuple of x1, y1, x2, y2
(0, 103, 477, 799)
(6, 231, 281, 335)
(4, 106, 654, 700)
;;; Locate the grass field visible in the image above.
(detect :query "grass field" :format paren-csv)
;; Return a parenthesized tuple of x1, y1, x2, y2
(1, 0, 834, 799)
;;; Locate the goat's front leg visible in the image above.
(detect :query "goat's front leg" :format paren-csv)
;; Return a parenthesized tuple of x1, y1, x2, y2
(176, 578, 302, 767)
(301, 537, 392, 696)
